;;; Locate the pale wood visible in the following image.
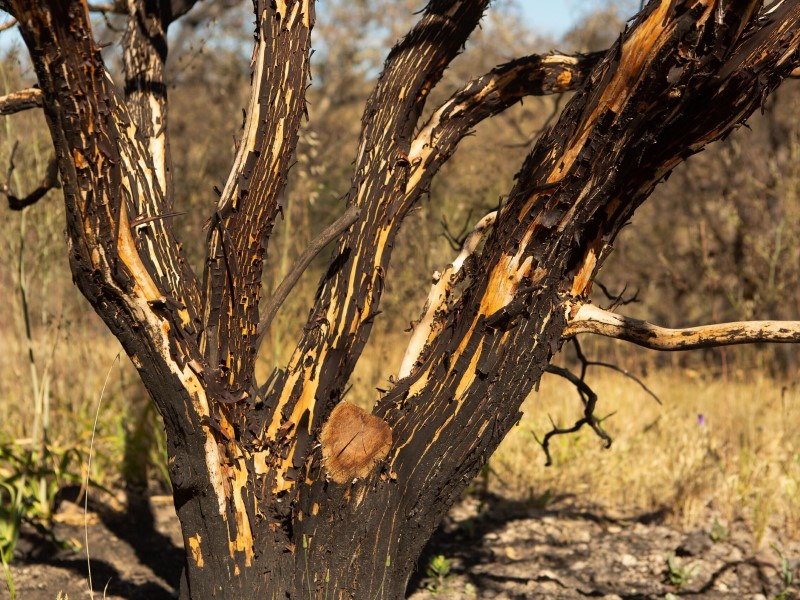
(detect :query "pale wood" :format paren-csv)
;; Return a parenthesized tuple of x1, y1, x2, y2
(565, 303, 800, 351)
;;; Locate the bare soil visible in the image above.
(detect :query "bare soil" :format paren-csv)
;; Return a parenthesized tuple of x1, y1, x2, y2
(4, 491, 798, 599)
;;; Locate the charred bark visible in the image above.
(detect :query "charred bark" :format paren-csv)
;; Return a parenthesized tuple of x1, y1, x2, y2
(8, 0, 800, 598)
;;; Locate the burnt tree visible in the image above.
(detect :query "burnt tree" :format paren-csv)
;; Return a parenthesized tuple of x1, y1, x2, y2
(3, 0, 800, 598)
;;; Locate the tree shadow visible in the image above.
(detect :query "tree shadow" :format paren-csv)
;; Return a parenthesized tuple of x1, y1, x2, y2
(409, 490, 788, 598)
(16, 484, 183, 598)
(17, 528, 176, 599)
(96, 488, 184, 592)
(408, 490, 671, 597)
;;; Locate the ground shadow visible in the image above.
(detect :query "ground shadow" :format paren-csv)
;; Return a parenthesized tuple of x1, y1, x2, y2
(408, 490, 672, 598)
(15, 485, 183, 598)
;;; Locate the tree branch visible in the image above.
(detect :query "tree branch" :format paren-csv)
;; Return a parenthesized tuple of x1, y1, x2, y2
(537, 364, 613, 467)
(0, 88, 43, 115)
(200, 0, 314, 394)
(13, 0, 202, 360)
(564, 303, 800, 351)
(406, 52, 603, 199)
(122, 0, 172, 200)
(1, 144, 59, 210)
(256, 205, 361, 351)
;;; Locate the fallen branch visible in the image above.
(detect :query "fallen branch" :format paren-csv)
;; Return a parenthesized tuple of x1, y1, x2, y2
(255, 205, 361, 351)
(0, 88, 44, 116)
(565, 303, 800, 351)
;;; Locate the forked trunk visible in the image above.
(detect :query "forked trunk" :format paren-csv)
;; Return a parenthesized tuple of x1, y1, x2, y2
(7, 0, 800, 599)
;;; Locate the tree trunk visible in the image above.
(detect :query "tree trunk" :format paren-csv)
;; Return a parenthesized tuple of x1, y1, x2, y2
(6, 0, 800, 598)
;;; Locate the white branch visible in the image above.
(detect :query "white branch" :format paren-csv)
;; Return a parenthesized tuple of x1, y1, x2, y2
(399, 210, 496, 379)
(564, 303, 800, 351)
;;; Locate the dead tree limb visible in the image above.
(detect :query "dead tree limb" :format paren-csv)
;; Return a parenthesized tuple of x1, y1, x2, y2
(565, 303, 800, 351)
(538, 364, 613, 466)
(255, 205, 361, 350)
(0, 88, 44, 115)
(1, 145, 59, 210)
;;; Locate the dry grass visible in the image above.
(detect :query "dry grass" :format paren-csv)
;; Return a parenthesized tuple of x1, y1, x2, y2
(492, 362, 800, 546)
(2, 285, 798, 550)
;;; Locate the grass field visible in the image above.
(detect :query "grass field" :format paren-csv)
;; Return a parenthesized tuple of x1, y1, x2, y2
(497, 365, 800, 547)
(1, 295, 798, 555)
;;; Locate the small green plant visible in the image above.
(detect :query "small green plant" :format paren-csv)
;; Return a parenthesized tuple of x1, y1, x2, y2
(0, 441, 85, 562)
(666, 553, 698, 590)
(1, 551, 15, 600)
(709, 517, 728, 543)
(425, 554, 452, 595)
(771, 544, 794, 600)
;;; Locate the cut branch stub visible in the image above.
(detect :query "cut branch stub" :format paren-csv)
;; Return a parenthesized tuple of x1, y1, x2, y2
(320, 402, 392, 484)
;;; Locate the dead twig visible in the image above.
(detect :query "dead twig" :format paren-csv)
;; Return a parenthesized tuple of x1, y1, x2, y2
(593, 281, 640, 310)
(255, 205, 361, 352)
(2, 143, 60, 210)
(535, 364, 614, 466)
(571, 337, 661, 405)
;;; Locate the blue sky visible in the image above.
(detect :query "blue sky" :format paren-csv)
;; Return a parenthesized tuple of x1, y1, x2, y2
(519, 1, 582, 37)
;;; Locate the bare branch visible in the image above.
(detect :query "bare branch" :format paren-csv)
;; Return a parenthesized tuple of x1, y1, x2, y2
(536, 364, 613, 466)
(122, 0, 172, 200)
(565, 303, 800, 351)
(405, 52, 603, 199)
(569, 337, 661, 406)
(256, 205, 361, 351)
(399, 209, 496, 379)
(0, 88, 43, 115)
(1, 144, 59, 210)
(593, 281, 640, 310)
(200, 0, 314, 392)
